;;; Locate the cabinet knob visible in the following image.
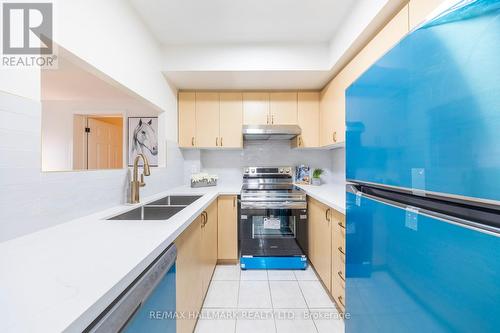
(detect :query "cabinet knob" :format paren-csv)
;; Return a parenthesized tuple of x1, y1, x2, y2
(332, 131, 337, 143)
(191, 137, 195, 146)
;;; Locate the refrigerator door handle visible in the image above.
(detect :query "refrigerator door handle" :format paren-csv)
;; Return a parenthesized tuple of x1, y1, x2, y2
(347, 183, 500, 236)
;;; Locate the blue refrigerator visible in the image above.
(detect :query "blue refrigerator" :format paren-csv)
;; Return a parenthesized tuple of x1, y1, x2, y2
(345, 0, 500, 332)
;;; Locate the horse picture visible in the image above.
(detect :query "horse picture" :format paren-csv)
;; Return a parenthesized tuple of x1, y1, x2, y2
(128, 117, 158, 166)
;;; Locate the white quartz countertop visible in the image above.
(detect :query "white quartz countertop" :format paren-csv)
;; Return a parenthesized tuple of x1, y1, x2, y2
(0, 181, 345, 333)
(296, 183, 346, 214)
(0, 184, 240, 333)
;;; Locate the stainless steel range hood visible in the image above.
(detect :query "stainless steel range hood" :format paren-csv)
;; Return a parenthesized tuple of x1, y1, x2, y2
(242, 125, 301, 140)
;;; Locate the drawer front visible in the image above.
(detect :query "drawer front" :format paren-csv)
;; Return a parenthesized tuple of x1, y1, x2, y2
(332, 272, 346, 313)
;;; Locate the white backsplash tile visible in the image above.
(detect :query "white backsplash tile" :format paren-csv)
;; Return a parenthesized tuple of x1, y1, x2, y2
(199, 140, 345, 185)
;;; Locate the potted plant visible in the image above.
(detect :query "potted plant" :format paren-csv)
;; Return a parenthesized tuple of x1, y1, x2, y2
(312, 168, 323, 186)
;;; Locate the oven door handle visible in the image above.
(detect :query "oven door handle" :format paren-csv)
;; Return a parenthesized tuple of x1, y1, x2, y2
(240, 201, 307, 210)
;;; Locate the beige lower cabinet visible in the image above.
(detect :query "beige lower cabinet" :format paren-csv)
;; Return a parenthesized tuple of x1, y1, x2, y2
(217, 195, 238, 261)
(175, 216, 203, 333)
(175, 200, 218, 333)
(331, 210, 346, 313)
(201, 201, 218, 296)
(308, 197, 346, 311)
(308, 197, 332, 293)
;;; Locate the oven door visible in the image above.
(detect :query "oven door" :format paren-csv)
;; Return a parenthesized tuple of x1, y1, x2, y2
(239, 204, 308, 258)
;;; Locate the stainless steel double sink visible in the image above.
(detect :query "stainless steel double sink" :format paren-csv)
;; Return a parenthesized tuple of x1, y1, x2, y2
(107, 195, 202, 221)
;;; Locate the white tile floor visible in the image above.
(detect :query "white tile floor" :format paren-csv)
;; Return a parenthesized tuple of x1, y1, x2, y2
(195, 265, 345, 333)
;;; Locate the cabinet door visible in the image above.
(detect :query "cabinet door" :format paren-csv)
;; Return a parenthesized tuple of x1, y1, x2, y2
(319, 83, 336, 146)
(196, 92, 220, 148)
(308, 198, 332, 291)
(331, 210, 346, 312)
(320, 5, 410, 147)
(178, 92, 196, 147)
(175, 217, 203, 333)
(270, 92, 297, 125)
(201, 201, 218, 296)
(220, 92, 243, 148)
(295, 92, 319, 148)
(346, 4, 409, 85)
(409, 0, 446, 29)
(217, 196, 238, 260)
(243, 92, 270, 125)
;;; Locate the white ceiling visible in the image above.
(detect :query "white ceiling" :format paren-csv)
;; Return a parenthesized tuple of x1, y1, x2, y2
(128, 0, 398, 89)
(130, 0, 359, 44)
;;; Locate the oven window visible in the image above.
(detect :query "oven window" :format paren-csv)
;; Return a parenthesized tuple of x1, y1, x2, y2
(251, 215, 296, 238)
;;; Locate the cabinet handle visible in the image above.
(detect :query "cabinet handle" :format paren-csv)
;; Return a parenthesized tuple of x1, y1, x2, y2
(325, 208, 330, 222)
(191, 137, 195, 146)
(332, 131, 337, 143)
(338, 221, 345, 229)
(216, 137, 219, 146)
(220, 137, 223, 146)
(338, 271, 345, 282)
(298, 136, 302, 147)
(272, 115, 274, 124)
(267, 114, 269, 124)
(338, 246, 345, 256)
(201, 211, 207, 227)
(337, 295, 345, 308)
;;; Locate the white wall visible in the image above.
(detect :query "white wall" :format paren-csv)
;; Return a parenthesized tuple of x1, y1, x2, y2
(0, 0, 186, 242)
(54, 0, 172, 112)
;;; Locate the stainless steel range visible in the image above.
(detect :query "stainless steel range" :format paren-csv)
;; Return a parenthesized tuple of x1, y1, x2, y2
(239, 167, 308, 270)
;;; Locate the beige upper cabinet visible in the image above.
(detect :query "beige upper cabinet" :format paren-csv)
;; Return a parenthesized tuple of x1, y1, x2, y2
(319, 81, 341, 147)
(270, 92, 298, 125)
(219, 92, 243, 148)
(319, 4, 410, 147)
(243, 92, 270, 125)
(409, 0, 446, 29)
(294, 92, 319, 148)
(178, 92, 196, 148)
(345, 4, 410, 85)
(195, 92, 220, 148)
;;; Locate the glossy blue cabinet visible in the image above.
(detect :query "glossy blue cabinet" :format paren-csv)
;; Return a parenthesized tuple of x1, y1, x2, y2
(346, 192, 500, 332)
(346, 0, 500, 202)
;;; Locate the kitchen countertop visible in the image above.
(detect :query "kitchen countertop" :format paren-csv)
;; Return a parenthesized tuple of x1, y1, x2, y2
(0, 184, 240, 333)
(296, 182, 346, 214)
(0, 181, 344, 333)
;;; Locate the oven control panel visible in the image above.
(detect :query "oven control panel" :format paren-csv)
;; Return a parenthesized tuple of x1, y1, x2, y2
(244, 167, 292, 176)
